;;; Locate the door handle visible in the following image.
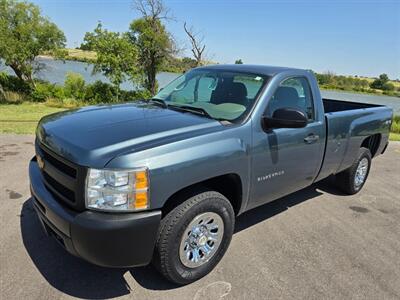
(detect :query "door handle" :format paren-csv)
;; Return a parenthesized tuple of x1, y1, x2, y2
(304, 134, 319, 144)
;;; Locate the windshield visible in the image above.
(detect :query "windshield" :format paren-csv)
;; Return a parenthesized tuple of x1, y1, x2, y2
(153, 69, 269, 122)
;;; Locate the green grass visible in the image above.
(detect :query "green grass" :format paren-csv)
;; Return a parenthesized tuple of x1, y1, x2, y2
(389, 133, 400, 141)
(65, 48, 97, 63)
(0, 103, 66, 134)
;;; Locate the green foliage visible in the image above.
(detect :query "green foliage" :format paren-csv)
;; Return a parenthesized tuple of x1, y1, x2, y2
(0, 71, 31, 94)
(314, 71, 399, 96)
(0, 72, 149, 106)
(316, 73, 369, 92)
(0, 0, 66, 83)
(162, 56, 197, 73)
(235, 59, 243, 64)
(31, 82, 55, 101)
(391, 115, 400, 134)
(128, 17, 174, 95)
(370, 73, 390, 90)
(382, 82, 395, 91)
(64, 72, 85, 99)
(84, 23, 139, 97)
(84, 80, 117, 104)
(79, 32, 96, 51)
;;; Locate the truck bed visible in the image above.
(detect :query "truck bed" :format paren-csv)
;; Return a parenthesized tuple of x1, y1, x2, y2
(316, 98, 392, 182)
(322, 98, 382, 113)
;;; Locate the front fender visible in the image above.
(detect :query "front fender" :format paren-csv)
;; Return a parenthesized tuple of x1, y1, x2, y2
(106, 124, 252, 212)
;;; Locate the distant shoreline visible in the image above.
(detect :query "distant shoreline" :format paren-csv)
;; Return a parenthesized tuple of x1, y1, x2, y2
(9, 51, 400, 99)
(320, 87, 399, 99)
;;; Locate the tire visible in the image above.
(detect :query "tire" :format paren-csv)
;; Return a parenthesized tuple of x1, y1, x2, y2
(153, 190, 235, 285)
(335, 147, 372, 195)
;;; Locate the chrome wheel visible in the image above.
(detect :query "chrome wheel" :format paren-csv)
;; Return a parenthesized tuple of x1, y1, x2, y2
(179, 212, 224, 268)
(354, 157, 369, 187)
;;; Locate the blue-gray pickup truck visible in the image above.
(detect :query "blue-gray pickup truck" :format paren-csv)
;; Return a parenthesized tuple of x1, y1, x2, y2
(30, 65, 393, 284)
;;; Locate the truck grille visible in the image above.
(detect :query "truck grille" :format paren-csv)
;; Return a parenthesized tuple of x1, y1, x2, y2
(35, 140, 87, 211)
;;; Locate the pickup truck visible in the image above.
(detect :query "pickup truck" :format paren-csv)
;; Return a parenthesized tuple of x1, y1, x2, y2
(29, 65, 393, 285)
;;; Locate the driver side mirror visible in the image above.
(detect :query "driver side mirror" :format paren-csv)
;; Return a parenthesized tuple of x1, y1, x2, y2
(262, 108, 307, 130)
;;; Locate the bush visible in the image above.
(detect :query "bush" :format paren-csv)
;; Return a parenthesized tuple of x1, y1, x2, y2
(382, 82, 395, 91)
(120, 89, 151, 101)
(64, 72, 86, 100)
(31, 82, 57, 102)
(84, 80, 117, 103)
(0, 72, 31, 94)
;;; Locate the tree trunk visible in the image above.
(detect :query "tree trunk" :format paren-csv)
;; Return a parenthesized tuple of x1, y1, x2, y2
(9, 63, 35, 87)
(147, 65, 157, 96)
(9, 64, 24, 82)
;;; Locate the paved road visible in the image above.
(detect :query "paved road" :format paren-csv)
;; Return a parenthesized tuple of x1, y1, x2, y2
(1, 134, 399, 300)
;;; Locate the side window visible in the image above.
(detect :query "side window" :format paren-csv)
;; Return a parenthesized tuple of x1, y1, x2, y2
(267, 77, 314, 121)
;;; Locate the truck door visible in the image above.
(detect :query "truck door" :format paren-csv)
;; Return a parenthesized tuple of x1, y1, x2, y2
(249, 76, 325, 209)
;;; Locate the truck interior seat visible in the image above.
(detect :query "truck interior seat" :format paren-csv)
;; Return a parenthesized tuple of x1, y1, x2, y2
(269, 86, 305, 114)
(211, 82, 248, 106)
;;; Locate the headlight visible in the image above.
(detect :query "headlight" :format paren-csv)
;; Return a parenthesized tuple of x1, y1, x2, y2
(86, 168, 149, 212)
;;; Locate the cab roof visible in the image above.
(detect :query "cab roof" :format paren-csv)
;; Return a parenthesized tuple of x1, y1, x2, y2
(195, 64, 308, 77)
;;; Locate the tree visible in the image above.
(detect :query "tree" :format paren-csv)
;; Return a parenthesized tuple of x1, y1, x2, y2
(129, 0, 175, 95)
(85, 23, 139, 99)
(370, 73, 390, 90)
(235, 59, 243, 64)
(79, 31, 96, 51)
(183, 22, 206, 67)
(0, 0, 66, 85)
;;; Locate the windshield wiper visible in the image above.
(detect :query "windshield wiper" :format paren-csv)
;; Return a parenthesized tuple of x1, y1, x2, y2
(150, 98, 168, 108)
(168, 104, 214, 119)
(150, 100, 229, 123)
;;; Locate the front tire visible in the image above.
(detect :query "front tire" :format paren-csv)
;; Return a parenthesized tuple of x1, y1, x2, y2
(153, 190, 235, 285)
(335, 147, 372, 195)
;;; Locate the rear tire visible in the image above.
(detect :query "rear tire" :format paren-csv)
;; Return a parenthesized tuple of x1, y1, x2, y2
(153, 190, 235, 285)
(335, 147, 371, 195)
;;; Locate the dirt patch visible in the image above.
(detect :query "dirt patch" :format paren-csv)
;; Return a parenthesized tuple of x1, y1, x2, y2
(6, 189, 23, 199)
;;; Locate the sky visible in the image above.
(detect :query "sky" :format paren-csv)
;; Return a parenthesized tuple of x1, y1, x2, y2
(31, 0, 400, 79)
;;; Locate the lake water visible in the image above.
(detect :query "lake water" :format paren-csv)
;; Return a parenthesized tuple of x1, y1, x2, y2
(1, 58, 399, 114)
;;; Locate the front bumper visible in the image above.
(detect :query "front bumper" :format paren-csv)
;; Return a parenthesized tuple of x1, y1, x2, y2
(29, 159, 162, 268)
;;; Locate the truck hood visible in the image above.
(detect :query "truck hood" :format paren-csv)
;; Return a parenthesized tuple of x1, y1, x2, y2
(37, 102, 224, 168)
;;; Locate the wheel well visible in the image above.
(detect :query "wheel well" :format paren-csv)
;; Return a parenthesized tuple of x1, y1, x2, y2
(161, 174, 243, 217)
(361, 134, 381, 157)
